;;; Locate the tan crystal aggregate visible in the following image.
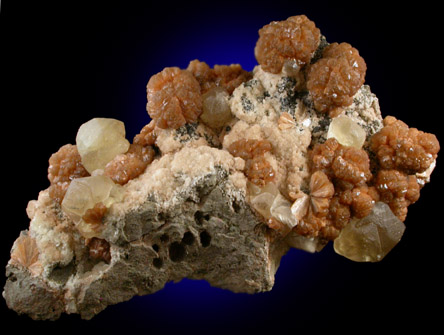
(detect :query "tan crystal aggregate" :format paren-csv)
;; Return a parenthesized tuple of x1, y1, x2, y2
(255, 15, 320, 74)
(48, 144, 90, 203)
(295, 138, 381, 240)
(374, 170, 420, 222)
(147, 67, 202, 129)
(187, 59, 252, 95)
(104, 144, 155, 185)
(310, 138, 372, 186)
(87, 237, 111, 264)
(307, 42, 367, 116)
(371, 116, 440, 174)
(228, 139, 276, 186)
(133, 120, 157, 147)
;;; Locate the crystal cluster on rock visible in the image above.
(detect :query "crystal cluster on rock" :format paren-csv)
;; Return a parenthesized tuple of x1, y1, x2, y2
(4, 14, 440, 321)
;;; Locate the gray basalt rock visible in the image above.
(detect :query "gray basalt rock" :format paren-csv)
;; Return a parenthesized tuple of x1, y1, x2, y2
(4, 158, 288, 320)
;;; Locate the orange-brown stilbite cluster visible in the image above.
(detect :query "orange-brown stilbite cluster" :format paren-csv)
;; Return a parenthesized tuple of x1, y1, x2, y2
(4, 15, 440, 321)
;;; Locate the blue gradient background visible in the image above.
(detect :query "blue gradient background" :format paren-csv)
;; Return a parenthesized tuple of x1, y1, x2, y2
(1, 1, 442, 334)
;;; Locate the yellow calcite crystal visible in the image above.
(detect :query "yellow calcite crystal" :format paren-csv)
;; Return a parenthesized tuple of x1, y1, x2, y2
(76, 118, 130, 173)
(333, 202, 405, 262)
(200, 87, 232, 128)
(327, 115, 366, 149)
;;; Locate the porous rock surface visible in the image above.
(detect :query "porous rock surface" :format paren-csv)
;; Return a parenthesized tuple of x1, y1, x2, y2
(4, 145, 289, 320)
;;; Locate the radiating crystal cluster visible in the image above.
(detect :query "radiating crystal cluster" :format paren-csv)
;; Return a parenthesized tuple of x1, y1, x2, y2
(255, 15, 320, 73)
(307, 43, 367, 116)
(10, 233, 41, 276)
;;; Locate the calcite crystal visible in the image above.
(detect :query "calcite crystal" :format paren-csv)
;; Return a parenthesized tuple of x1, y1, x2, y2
(61, 175, 124, 238)
(334, 202, 406, 262)
(4, 15, 440, 320)
(327, 116, 366, 149)
(76, 118, 130, 173)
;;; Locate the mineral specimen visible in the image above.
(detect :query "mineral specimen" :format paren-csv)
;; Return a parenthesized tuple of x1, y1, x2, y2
(4, 14, 440, 321)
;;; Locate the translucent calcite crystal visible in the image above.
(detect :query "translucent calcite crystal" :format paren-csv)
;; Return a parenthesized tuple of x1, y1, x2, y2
(76, 118, 130, 173)
(333, 202, 406, 262)
(248, 182, 278, 219)
(285, 231, 327, 253)
(200, 87, 232, 128)
(248, 182, 297, 228)
(61, 175, 123, 238)
(327, 116, 366, 149)
(270, 193, 297, 228)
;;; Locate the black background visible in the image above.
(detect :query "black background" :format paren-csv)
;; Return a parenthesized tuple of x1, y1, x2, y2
(1, 1, 442, 334)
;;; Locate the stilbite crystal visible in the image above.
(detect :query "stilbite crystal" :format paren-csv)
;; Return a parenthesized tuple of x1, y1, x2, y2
(333, 202, 406, 262)
(327, 115, 366, 149)
(76, 118, 130, 173)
